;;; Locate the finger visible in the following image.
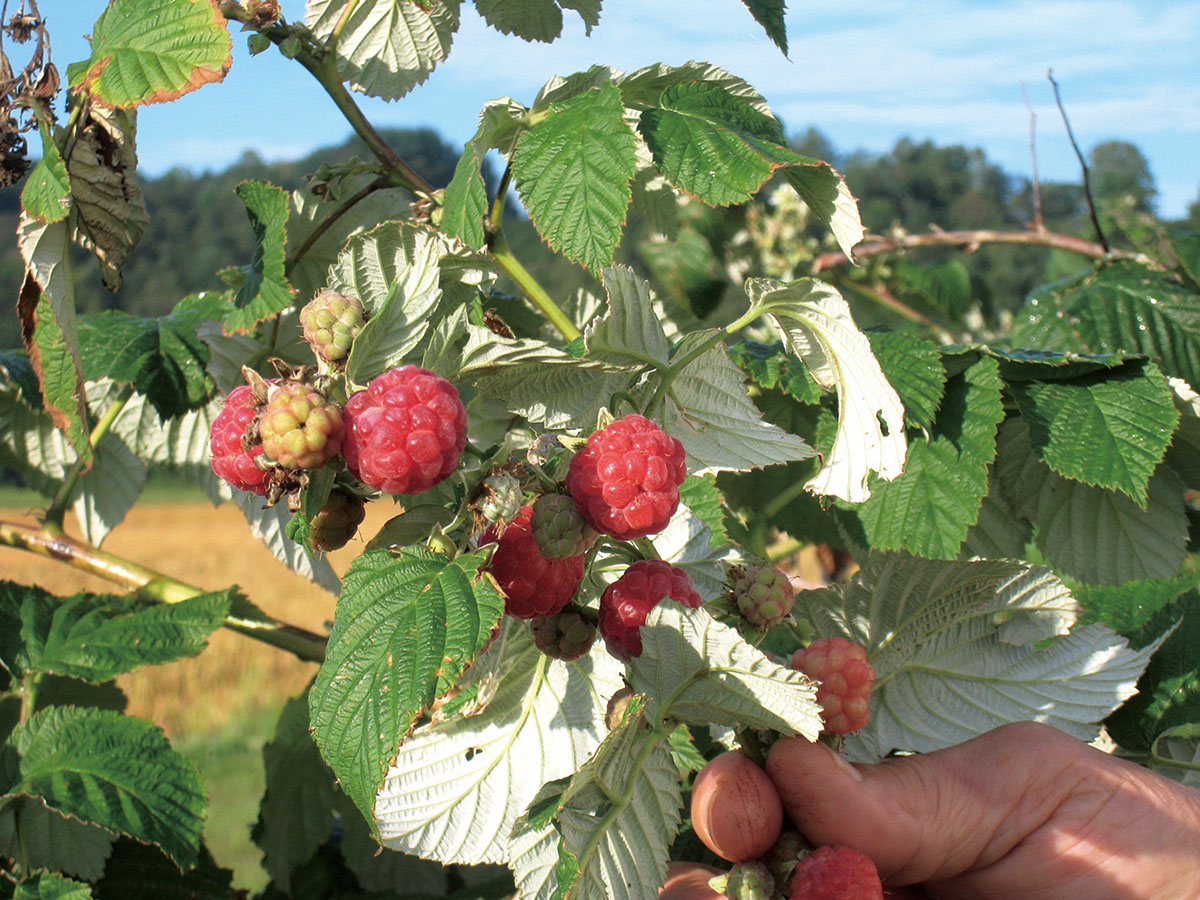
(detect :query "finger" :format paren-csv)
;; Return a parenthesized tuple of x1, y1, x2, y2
(765, 722, 1086, 884)
(658, 863, 727, 900)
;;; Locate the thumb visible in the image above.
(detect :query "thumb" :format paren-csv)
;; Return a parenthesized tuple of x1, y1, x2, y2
(764, 722, 1083, 885)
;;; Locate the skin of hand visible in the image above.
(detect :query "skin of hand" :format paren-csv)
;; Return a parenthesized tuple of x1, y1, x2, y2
(662, 722, 1200, 900)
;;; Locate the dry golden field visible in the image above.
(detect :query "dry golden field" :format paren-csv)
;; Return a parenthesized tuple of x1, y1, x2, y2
(0, 500, 396, 739)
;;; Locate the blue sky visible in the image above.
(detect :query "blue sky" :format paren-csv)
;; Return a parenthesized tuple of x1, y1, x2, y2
(39, 0, 1200, 218)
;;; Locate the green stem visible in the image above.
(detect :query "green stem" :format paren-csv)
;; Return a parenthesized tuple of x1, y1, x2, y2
(488, 161, 514, 232)
(44, 385, 134, 532)
(0, 520, 328, 662)
(18, 670, 41, 725)
(768, 536, 804, 563)
(220, 2, 435, 199)
(489, 229, 581, 342)
(643, 304, 765, 420)
(763, 477, 813, 521)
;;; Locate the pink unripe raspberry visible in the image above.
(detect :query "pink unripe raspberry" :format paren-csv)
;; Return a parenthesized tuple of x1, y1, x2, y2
(789, 845, 882, 900)
(258, 382, 345, 470)
(342, 365, 467, 496)
(732, 563, 796, 628)
(566, 414, 687, 540)
(481, 506, 585, 619)
(210, 384, 271, 495)
(598, 560, 702, 660)
(790, 637, 875, 734)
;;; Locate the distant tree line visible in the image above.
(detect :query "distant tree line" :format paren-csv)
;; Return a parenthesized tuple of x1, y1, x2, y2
(1, 125, 1194, 349)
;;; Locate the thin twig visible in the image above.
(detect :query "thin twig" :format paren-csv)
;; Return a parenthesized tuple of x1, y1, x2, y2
(286, 175, 387, 275)
(1020, 82, 1044, 232)
(0, 519, 329, 662)
(1048, 69, 1108, 252)
(811, 227, 1113, 273)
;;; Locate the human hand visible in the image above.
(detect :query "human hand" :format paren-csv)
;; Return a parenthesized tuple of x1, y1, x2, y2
(667, 722, 1200, 900)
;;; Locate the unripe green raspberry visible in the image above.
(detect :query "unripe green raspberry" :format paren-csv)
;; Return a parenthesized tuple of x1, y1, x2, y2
(300, 289, 366, 363)
(258, 382, 345, 470)
(732, 562, 796, 629)
(529, 604, 597, 661)
(711, 861, 775, 900)
(764, 831, 812, 891)
(530, 493, 598, 558)
(480, 474, 523, 524)
(309, 490, 366, 552)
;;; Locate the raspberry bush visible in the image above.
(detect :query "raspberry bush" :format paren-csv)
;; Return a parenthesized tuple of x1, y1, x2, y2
(1, 3, 1195, 899)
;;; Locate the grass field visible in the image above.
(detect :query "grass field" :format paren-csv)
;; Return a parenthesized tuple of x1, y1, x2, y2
(0, 497, 398, 891)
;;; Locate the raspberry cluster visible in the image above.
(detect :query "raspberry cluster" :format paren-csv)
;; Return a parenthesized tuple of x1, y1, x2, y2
(566, 414, 687, 540)
(731, 562, 796, 628)
(342, 365, 467, 496)
(209, 384, 271, 496)
(598, 560, 702, 659)
(481, 506, 585, 619)
(789, 845, 883, 900)
(790, 637, 875, 734)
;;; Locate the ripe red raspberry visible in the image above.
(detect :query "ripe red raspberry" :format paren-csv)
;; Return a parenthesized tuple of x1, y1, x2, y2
(529, 605, 597, 661)
(531, 493, 598, 558)
(598, 560, 702, 660)
(566, 414, 687, 540)
(301, 289, 366, 363)
(210, 384, 271, 495)
(308, 490, 367, 552)
(258, 382, 345, 470)
(789, 845, 882, 900)
(481, 506, 584, 619)
(732, 563, 796, 628)
(342, 365, 467, 495)
(790, 637, 875, 734)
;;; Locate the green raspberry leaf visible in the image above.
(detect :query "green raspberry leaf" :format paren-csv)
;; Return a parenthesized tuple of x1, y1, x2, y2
(638, 81, 791, 207)
(740, 0, 788, 53)
(12, 871, 93, 900)
(373, 620, 624, 862)
(309, 547, 505, 824)
(9, 581, 231, 684)
(441, 141, 489, 249)
(66, 0, 231, 108)
(5, 707, 205, 870)
(92, 839, 235, 900)
(512, 83, 638, 272)
(0, 801, 116, 882)
(254, 693, 336, 893)
(631, 605, 822, 736)
(751, 278, 906, 502)
(1008, 361, 1179, 506)
(77, 293, 225, 418)
(21, 124, 70, 224)
(307, 0, 460, 101)
(996, 419, 1188, 585)
(865, 331, 946, 431)
(849, 356, 1004, 560)
(1010, 259, 1200, 390)
(18, 219, 90, 467)
(223, 181, 293, 335)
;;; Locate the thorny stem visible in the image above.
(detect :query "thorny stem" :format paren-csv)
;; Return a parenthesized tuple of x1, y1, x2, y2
(811, 226, 1114, 273)
(488, 228, 581, 342)
(0, 519, 328, 662)
(44, 385, 134, 532)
